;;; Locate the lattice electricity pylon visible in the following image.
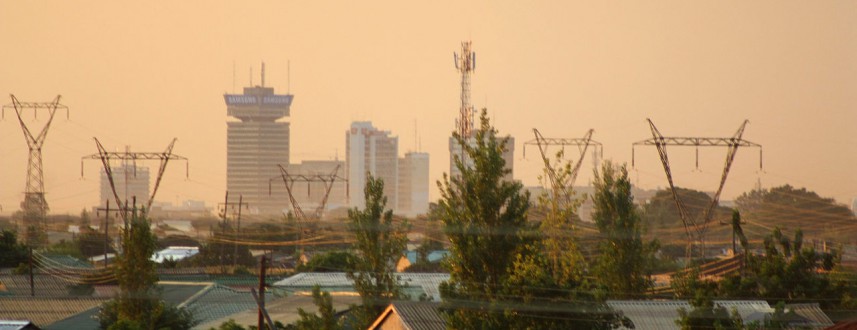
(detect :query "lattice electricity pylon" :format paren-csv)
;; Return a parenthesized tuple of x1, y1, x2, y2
(270, 164, 347, 221)
(523, 128, 603, 204)
(632, 119, 762, 258)
(2, 95, 69, 246)
(81, 138, 188, 220)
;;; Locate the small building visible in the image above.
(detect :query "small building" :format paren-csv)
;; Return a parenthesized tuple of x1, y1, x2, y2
(150, 246, 199, 263)
(0, 320, 41, 330)
(369, 301, 444, 330)
(395, 250, 449, 272)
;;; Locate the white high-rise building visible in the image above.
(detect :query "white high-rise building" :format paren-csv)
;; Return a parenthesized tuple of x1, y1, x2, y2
(398, 152, 430, 217)
(346, 122, 398, 210)
(99, 165, 150, 207)
(448, 135, 515, 182)
(225, 80, 293, 215)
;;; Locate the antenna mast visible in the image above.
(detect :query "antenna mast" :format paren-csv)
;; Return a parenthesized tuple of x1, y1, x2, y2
(454, 41, 476, 138)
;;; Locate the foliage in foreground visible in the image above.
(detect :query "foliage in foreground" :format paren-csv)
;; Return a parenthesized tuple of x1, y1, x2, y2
(438, 109, 628, 329)
(592, 161, 659, 299)
(97, 209, 197, 329)
(347, 174, 409, 329)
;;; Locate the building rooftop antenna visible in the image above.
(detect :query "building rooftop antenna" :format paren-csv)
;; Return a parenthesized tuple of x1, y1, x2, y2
(261, 61, 266, 87)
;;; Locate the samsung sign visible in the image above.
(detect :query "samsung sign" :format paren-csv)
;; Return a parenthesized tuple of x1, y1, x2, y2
(224, 94, 293, 106)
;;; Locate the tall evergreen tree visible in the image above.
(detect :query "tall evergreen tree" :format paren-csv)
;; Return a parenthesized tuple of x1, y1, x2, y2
(97, 208, 196, 329)
(437, 109, 532, 328)
(592, 161, 658, 299)
(347, 174, 409, 329)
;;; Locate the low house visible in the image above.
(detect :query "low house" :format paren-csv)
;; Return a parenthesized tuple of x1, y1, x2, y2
(0, 320, 41, 330)
(369, 301, 444, 330)
(395, 250, 449, 272)
(150, 246, 199, 263)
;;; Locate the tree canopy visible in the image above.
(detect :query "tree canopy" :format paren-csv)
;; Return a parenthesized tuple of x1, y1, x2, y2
(592, 161, 659, 299)
(347, 174, 409, 329)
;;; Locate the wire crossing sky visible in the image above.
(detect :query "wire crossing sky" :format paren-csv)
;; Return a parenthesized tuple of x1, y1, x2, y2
(0, 1, 855, 214)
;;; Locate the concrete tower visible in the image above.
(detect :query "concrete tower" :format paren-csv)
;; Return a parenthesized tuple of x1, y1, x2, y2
(225, 65, 293, 214)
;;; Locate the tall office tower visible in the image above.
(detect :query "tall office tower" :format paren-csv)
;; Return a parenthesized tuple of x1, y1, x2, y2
(346, 122, 398, 210)
(225, 66, 293, 215)
(397, 152, 430, 217)
(99, 164, 150, 207)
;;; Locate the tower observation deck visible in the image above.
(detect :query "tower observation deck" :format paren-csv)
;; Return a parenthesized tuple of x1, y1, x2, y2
(225, 82, 293, 215)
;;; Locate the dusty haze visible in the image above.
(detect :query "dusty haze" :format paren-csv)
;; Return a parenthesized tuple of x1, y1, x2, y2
(0, 1, 855, 215)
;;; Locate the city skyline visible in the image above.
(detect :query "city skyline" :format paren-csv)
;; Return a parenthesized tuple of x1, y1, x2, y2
(0, 1, 855, 215)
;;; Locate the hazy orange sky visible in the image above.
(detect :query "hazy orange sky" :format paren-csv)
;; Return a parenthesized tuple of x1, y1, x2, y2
(1, 1, 855, 215)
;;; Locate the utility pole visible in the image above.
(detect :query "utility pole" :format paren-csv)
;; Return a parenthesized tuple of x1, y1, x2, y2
(28, 246, 34, 297)
(3, 95, 69, 247)
(218, 192, 248, 272)
(96, 200, 114, 267)
(258, 255, 267, 330)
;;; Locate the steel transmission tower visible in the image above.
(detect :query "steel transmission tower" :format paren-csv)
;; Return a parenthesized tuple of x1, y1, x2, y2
(632, 119, 762, 259)
(524, 128, 603, 195)
(272, 164, 347, 221)
(454, 41, 476, 138)
(3, 95, 68, 246)
(82, 138, 188, 221)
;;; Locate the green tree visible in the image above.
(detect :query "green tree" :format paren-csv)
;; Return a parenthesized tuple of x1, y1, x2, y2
(297, 251, 356, 272)
(97, 208, 197, 329)
(0, 230, 28, 267)
(347, 174, 409, 328)
(592, 161, 658, 298)
(437, 109, 533, 328)
(80, 208, 92, 228)
(642, 187, 731, 230)
(292, 285, 344, 330)
(719, 228, 835, 304)
(735, 185, 856, 240)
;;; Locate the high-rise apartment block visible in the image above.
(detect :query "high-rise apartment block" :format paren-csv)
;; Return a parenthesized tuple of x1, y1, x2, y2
(99, 164, 150, 207)
(346, 122, 398, 210)
(398, 152, 430, 217)
(448, 136, 515, 182)
(225, 82, 293, 215)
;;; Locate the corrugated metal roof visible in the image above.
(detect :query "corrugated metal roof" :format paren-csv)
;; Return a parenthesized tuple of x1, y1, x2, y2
(273, 272, 450, 301)
(0, 321, 38, 330)
(392, 302, 445, 330)
(607, 300, 772, 330)
(787, 303, 834, 329)
(179, 283, 276, 326)
(608, 300, 690, 330)
(0, 297, 105, 327)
